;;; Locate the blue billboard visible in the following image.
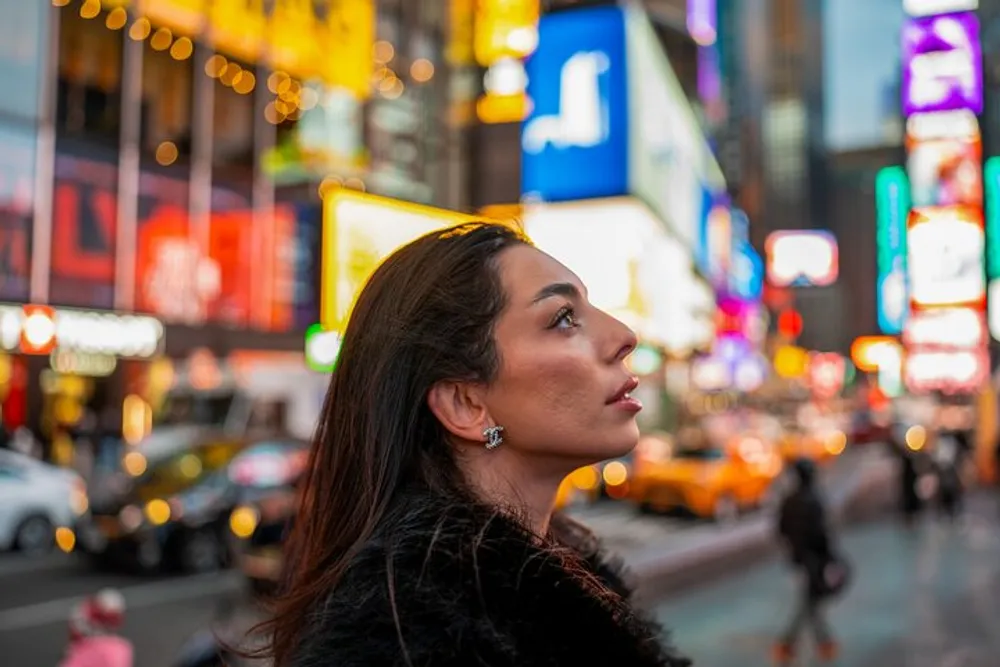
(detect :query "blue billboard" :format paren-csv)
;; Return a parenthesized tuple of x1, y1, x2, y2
(521, 5, 629, 202)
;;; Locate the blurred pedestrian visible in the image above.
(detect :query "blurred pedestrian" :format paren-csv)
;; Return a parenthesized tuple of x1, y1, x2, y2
(774, 459, 849, 665)
(889, 421, 927, 527)
(255, 224, 691, 667)
(60, 588, 133, 667)
(932, 430, 963, 520)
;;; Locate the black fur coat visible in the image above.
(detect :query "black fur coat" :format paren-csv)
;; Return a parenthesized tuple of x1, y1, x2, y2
(291, 487, 691, 667)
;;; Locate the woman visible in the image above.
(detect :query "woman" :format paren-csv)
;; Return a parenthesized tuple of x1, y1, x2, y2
(261, 223, 689, 666)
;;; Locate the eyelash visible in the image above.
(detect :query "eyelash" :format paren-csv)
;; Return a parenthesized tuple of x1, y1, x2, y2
(549, 305, 579, 330)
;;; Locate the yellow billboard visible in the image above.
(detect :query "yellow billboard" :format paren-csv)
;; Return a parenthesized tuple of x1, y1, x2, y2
(321, 191, 487, 332)
(123, 0, 374, 99)
(321, 0, 375, 100)
(474, 0, 540, 66)
(138, 0, 206, 37)
(447, 0, 475, 66)
(210, 0, 267, 64)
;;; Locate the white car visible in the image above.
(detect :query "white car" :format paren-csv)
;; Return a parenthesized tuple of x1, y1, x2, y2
(0, 449, 89, 554)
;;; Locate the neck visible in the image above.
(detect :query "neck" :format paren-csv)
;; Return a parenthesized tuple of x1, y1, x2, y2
(458, 446, 567, 536)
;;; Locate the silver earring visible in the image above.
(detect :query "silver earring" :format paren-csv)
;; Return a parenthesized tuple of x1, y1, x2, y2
(483, 425, 504, 450)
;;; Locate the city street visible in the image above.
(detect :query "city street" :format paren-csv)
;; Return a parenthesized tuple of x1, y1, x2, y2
(654, 493, 1000, 666)
(0, 553, 246, 666)
(0, 448, 888, 666)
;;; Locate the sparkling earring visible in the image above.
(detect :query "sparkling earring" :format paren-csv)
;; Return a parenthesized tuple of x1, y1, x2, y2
(483, 425, 504, 450)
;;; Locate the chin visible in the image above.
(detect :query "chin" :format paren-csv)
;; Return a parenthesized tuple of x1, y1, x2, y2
(591, 422, 641, 462)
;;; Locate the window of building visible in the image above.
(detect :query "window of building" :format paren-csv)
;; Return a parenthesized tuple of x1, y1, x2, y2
(140, 26, 194, 168)
(56, 6, 123, 147)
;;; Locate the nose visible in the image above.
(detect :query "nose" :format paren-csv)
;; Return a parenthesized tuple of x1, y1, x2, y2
(605, 313, 637, 363)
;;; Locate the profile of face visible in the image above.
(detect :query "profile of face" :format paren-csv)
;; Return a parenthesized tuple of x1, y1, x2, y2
(430, 243, 641, 473)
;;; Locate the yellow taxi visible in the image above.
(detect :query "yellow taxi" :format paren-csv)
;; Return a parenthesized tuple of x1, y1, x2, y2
(627, 428, 784, 522)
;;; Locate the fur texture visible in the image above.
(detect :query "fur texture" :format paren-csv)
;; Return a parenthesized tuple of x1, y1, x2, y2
(291, 486, 692, 667)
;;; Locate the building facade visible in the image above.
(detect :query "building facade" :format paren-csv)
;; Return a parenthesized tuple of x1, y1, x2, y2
(0, 0, 456, 456)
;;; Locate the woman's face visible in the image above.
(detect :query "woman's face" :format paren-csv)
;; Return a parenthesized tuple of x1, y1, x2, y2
(483, 245, 641, 467)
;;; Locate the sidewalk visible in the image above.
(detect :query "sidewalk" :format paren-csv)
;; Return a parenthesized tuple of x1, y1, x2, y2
(653, 492, 1000, 666)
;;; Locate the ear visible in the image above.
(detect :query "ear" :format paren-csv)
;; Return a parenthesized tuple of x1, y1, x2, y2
(427, 380, 490, 445)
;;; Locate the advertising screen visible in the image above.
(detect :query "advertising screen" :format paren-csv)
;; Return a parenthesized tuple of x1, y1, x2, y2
(904, 0, 978, 17)
(49, 153, 119, 309)
(321, 190, 486, 333)
(901, 11, 982, 116)
(765, 230, 839, 288)
(907, 205, 984, 308)
(521, 5, 629, 203)
(474, 0, 539, 66)
(625, 3, 725, 249)
(905, 348, 987, 394)
(906, 134, 981, 208)
(984, 156, 1000, 279)
(904, 307, 985, 349)
(875, 167, 910, 334)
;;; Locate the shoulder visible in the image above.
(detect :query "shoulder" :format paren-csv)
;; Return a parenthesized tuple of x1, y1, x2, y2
(291, 497, 518, 667)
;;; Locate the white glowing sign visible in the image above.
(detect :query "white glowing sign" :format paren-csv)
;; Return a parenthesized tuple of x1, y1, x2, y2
(903, 0, 978, 17)
(907, 206, 984, 308)
(0, 305, 165, 358)
(522, 51, 611, 154)
(904, 307, 985, 348)
(765, 230, 839, 288)
(905, 349, 986, 393)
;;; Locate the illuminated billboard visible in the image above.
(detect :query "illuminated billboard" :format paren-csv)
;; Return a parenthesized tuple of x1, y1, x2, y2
(474, 0, 540, 66)
(905, 348, 987, 394)
(984, 156, 1000, 279)
(904, 0, 979, 17)
(765, 230, 839, 288)
(320, 191, 488, 332)
(124, 0, 376, 99)
(901, 11, 983, 116)
(520, 2, 724, 250)
(904, 307, 985, 349)
(906, 205, 984, 309)
(875, 167, 910, 334)
(906, 133, 982, 208)
(521, 5, 629, 203)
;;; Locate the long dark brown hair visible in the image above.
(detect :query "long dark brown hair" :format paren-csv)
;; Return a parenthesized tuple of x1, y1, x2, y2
(258, 222, 529, 666)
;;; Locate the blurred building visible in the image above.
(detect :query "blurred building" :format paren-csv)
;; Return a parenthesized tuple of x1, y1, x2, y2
(0, 0, 456, 456)
(715, 0, 908, 354)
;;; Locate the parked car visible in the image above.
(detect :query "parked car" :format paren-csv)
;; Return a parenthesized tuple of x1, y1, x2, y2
(234, 444, 309, 594)
(79, 437, 253, 572)
(0, 449, 89, 554)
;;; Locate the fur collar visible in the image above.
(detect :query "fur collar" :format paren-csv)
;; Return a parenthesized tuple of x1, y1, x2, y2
(292, 486, 691, 667)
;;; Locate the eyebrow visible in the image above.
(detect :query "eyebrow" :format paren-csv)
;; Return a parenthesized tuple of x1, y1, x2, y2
(531, 282, 581, 304)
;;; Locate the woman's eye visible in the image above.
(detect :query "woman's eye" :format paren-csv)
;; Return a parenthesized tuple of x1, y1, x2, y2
(551, 306, 579, 330)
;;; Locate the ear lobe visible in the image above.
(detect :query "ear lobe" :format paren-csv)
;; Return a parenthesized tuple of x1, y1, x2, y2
(427, 380, 489, 444)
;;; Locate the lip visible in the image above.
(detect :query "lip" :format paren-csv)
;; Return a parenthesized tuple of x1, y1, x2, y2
(607, 376, 640, 405)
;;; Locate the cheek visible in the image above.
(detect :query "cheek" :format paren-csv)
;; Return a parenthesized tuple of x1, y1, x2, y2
(493, 344, 602, 433)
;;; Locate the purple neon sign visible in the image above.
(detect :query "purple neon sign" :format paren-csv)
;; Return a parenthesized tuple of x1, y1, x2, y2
(901, 12, 983, 116)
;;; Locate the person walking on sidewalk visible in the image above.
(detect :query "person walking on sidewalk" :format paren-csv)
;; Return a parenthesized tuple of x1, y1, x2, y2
(773, 459, 850, 665)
